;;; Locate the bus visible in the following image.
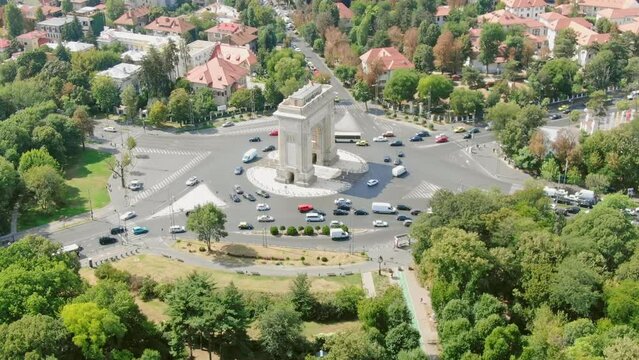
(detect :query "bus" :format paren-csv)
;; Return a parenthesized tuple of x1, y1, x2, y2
(334, 131, 362, 143)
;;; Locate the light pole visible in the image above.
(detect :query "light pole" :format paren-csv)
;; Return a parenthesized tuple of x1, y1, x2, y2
(378, 256, 383, 275)
(114, 209, 121, 227)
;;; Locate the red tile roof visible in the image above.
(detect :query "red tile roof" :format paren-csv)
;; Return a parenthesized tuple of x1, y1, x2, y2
(205, 23, 258, 46)
(186, 56, 248, 90)
(145, 16, 195, 34)
(17, 30, 48, 40)
(359, 47, 414, 71)
(479, 10, 544, 28)
(504, 0, 547, 8)
(436, 5, 451, 17)
(211, 43, 258, 68)
(0, 39, 10, 49)
(619, 20, 639, 33)
(554, 4, 573, 15)
(578, 0, 639, 9)
(114, 7, 150, 27)
(336, 3, 353, 19)
(597, 7, 639, 18)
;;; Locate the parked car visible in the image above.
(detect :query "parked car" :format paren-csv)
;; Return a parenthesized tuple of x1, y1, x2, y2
(238, 222, 254, 230)
(383, 155, 391, 163)
(128, 180, 143, 191)
(396, 215, 412, 221)
(410, 209, 422, 216)
(403, 219, 413, 227)
(249, 136, 261, 142)
(435, 135, 449, 143)
(396, 204, 411, 211)
(389, 140, 403, 147)
(99, 236, 117, 245)
(222, 121, 234, 127)
(549, 113, 561, 120)
(333, 209, 349, 215)
(256, 203, 271, 211)
(269, 129, 279, 136)
(120, 211, 136, 221)
(409, 136, 423, 142)
(186, 176, 199, 186)
(256, 189, 270, 198)
(234, 185, 244, 194)
(372, 220, 388, 227)
(566, 206, 581, 214)
(103, 126, 117, 132)
(356, 140, 369, 146)
(110, 226, 126, 235)
(230, 193, 240, 202)
(298, 204, 314, 213)
(334, 198, 352, 205)
(169, 225, 186, 233)
(469, 127, 480, 134)
(383, 131, 395, 137)
(242, 193, 256, 201)
(416, 130, 430, 137)
(354, 209, 368, 215)
(398, 151, 405, 157)
(132, 226, 149, 235)
(257, 215, 274, 222)
(313, 210, 327, 216)
(262, 145, 276, 152)
(367, 179, 379, 187)
(234, 166, 243, 175)
(336, 204, 351, 211)
(330, 220, 344, 228)
(373, 136, 388, 142)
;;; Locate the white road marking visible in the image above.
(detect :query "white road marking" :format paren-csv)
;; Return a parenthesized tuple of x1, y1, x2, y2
(402, 181, 442, 199)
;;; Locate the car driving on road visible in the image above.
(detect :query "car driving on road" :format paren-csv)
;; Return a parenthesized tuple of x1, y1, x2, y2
(120, 211, 136, 221)
(234, 166, 243, 175)
(257, 215, 274, 222)
(238, 222, 254, 230)
(186, 176, 199, 186)
(132, 226, 148, 235)
(99, 236, 117, 245)
(372, 220, 388, 227)
(256, 190, 270, 198)
(367, 179, 379, 187)
(249, 136, 261, 142)
(170, 225, 186, 233)
(389, 140, 403, 147)
(373, 136, 388, 142)
(256, 203, 271, 211)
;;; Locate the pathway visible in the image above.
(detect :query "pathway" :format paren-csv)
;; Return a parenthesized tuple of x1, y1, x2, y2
(399, 269, 440, 360)
(361, 272, 376, 298)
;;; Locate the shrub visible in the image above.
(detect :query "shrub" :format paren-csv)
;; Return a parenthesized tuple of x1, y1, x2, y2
(287, 226, 299, 236)
(139, 276, 159, 301)
(340, 224, 349, 233)
(270, 226, 279, 236)
(321, 257, 328, 262)
(315, 225, 321, 230)
(301, 256, 305, 261)
(304, 226, 315, 236)
(199, 246, 206, 252)
(280, 225, 286, 231)
(321, 225, 330, 236)
(298, 225, 305, 231)
(95, 263, 131, 284)
(154, 283, 175, 301)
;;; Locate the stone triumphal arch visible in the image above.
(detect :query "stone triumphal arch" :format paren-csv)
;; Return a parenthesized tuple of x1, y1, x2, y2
(274, 83, 338, 186)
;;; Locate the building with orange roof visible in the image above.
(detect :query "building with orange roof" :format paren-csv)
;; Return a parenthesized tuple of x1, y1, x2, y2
(205, 22, 258, 51)
(185, 55, 248, 105)
(336, 2, 353, 28)
(16, 30, 49, 51)
(596, 7, 639, 24)
(186, 40, 257, 72)
(479, 10, 545, 36)
(540, 12, 610, 65)
(435, 6, 450, 25)
(359, 47, 414, 87)
(503, 0, 547, 19)
(619, 19, 639, 33)
(144, 16, 195, 37)
(554, 4, 573, 15)
(0, 38, 12, 55)
(578, 0, 639, 17)
(114, 7, 150, 29)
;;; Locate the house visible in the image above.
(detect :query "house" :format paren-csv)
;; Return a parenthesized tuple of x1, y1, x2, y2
(197, 1, 239, 23)
(36, 15, 93, 41)
(479, 10, 545, 36)
(336, 2, 353, 29)
(467, 28, 508, 74)
(503, 0, 547, 19)
(359, 47, 414, 87)
(540, 13, 610, 65)
(210, 42, 257, 71)
(44, 41, 95, 52)
(71, 0, 87, 11)
(205, 23, 258, 51)
(18, 4, 62, 21)
(596, 8, 639, 25)
(577, 0, 639, 17)
(185, 56, 248, 105)
(144, 16, 195, 37)
(97, 27, 182, 52)
(114, 7, 150, 29)
(16, 30, 49, 51)
(187, 40, 218, 70)
(555, 4, 574, 16)
(125, 0, 177, 9)
(435, 6, 450, 26)
(97, 63, 142, 89)
(0, 39, 12, 55)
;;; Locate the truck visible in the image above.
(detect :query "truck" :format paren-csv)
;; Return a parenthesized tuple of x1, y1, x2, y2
(242, 148, 258, 163)
(330, 228, 349, 240)
(371, 202, 397, 214)
(392, 165, 407, 177)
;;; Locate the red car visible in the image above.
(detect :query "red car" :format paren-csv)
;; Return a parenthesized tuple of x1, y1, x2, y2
(269, 129, 279, 136)
(435, 135, 449, 143)
(297, 204, 314, 213)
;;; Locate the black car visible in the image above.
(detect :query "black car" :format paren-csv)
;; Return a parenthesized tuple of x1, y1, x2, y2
(383, 156, 391, 163)
(549, 114, 561, 120)
(262, 145, 276, 152)
(249, 136, 261, 142)
(469, 127, 480, 134)
(242, 193, 256, 201)
(396, 215, 412, 221)
(463, 133, 472, 139)
(410, 209, 422, 216)
(578, 199, 595, 208)
(337, 204, 351, 211)
(256, 190, 270, 198)
(416, 130, 430, 137)
(99, 236, 117, 245)
(566, 206, 581, 214)
(398, 151, 405, 157)
(110, 226, 126, 235)
(333, 209, 349, 215)
(396, 204, 411, 211)
(389, 140, 403, 147)
(562, 108, 571, 114)
(314, 210, 327, 216)
(354, 209, 369, 215)
(409, 136, 423, 142)
(230, 193, 241, 202)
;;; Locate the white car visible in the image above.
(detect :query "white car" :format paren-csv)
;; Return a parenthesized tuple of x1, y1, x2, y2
(334, 198, 352, 205)
(367, 179, 379, 187)
(186, 176, 199, 186)
(257, 215, 274, 222)
(120, 211, 136, 221)
(169, 225, 186, 233)
(372, 220, 388, 227)
(373, 136, 388, 142)
(103, 126, 117, 132)
(256, 203, 271, 211)
(222, 121, 234, 127)
(330, 220, 343, 228)
(128, 180, 143, 191)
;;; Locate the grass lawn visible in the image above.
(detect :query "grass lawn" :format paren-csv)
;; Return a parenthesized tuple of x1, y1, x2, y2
(248, 320, 360, 340)
(18, 149, 112, 230)
(372, 272, 393, 296)
(106, 254, 361, 294)
(136, 298, 169, 323)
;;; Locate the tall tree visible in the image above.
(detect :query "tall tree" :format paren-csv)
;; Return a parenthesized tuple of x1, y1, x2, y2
(383, 69, 420, 111)
(479, 23, 506, 73)
(35, 7, 45, 21)
(147, 101, 168, 127)
(61, 302, 127, 359)
(583, 50, 619, 91)
(91, 76, 120, 113)
(61, 0, 73, 13)
(3, 2, 25, 38)
(257, 303, 305, 359)
(18, 148, 60, 174)
(0, 156, 20, 233)
(413, 44, 435, 73)
(168, 88, 192, 125)
(61, 16, 83, 41)
(434, 30, 464, 73)
(449, 88, 484, 116)
(105, 0, 126, 20)
(553, 28, 577, 59)
(186, 203, 228, 252)
(23, 165, 66, 212)
(352, 80, 373, 111)
(106, 150, 132, 188)
(71, 106, 94, 149)
(0, 314, 73, 358)
(120, 85, 138, 122)
(324, 329, 385, 360)
(417, 74, 454, 106)
(290, 274, 317, 320)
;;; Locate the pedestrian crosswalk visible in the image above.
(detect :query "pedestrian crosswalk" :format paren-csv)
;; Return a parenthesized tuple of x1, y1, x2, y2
(135, 148, 203, 156)
(131, 151, 211, 205)
(402, 181, 442, 199)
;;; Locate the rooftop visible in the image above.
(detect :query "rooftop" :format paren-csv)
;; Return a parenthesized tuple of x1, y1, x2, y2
(336, 3, 353, 19)
(121, 49, 146, 62)
(98, 28, 181, 49)
(359, 47, 414, 71)
(145, 16, 195, 34)
(186, 56, 248, 90)
(578, 0, 639, 9)
(480, 10, 544, 28)
(44, 41, 94, 52)
(435, 5, 451, 17)
(114, 7, 150, 26)
(17, 30, 48, 40)
(0, 39, 11, 49)
(211, 42, 258, 66)
(97, 63, 142, 80)
(503, 0, 547, 8)
(597, 7, 639, 18)
(37, 16, 74, 27)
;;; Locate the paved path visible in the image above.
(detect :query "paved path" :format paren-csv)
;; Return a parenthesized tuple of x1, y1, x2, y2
(399, 269, 440, 360)
(361, 272, 376, 298)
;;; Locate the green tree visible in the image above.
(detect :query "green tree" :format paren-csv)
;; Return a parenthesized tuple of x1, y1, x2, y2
(385, 323, 421, 356)
(147, 101, 168, 127)
(604, 337, 639, 360)
(257, 23, 278, 52)
(22, 165, 66, 212)
(229, 88, 254, 111)
(91, 76, 120, 113)
(548, 256, 603, 317)
(35, 6, 45, 21)
(186, 203, 228, 252)
(398, 348, 428, 360)
(529, 58, 578, 99)
(216, 283, 252, 358)
(72, 106, 94, 149)
(449, 88, 484, 116)
(61, 0, 72, 13)
(554, 28, 578, 59)
(334, 65, 357, 85)
(0, 156, 19, 232)
(479, 23, 506, 73)
(120, 85, 138, 122)
(598, 193, 635, 210)
(413, 44, 435, 73)
(0, 314, 73, 359)
(417, 74, 454, 106)
(140, 47, 173, 98)
(192, 87, 217, 122)
(540, 158, 560, 182)
(519, 306, 567, 360)
(383, 69, 420, 110)
(324, 329, 385, 360)
(3, 2, 24, 38)
(482, 324, 522, 360)
(18, 148, 60, 174)
(604, 280, 639, 328)
(584, 50, 620, 91)
(485, 102, 520, 131)
(168, 88, 192, 125)
(105, 0, 126, 20)
(106, 150, 132, 188)
(290, 274, 317, 320)
(61, 302, 127, 359)
(352, 80, 373, 111)
(61, 16, 83, 41)
(257, 303, 305, 359)
(462, 66, 485, 89)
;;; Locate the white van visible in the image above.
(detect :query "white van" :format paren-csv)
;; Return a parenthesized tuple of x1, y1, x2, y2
(305, 213, 325, 222)
(330, 228, 349, 240)
(371, 202, 397, 214)
(392, 165, 407, 177)
(242, 148, 258, 163)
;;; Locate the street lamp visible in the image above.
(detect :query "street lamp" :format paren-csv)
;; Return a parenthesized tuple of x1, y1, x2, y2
(114, 209, 121, 227)
(378, 256, 383, 275)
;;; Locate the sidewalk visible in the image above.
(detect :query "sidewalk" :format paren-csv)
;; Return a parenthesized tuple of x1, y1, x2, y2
(399, 269, 440, 360)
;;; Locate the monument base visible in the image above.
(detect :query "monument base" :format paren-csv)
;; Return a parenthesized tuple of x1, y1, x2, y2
(275, 168, 317, 187)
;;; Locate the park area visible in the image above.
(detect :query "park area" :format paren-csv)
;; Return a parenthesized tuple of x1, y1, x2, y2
(18, 149, 112, 230)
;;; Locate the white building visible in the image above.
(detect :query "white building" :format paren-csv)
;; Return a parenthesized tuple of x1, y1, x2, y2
(196, 1, 239, 23)
(97, 27, 182, 52)
(97, 63, 142, 89)
(578, 0, 639, 17)
(44, 41, 95, 53)
(503, 0, 547, 19)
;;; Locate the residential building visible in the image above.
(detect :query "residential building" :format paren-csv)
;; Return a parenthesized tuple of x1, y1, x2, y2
(16, 30, 49, 51)
(503, 0, 547, 19)
(210, 42, 257, 71)
(36, 15, 93, 41)
(577, 0, 639, 17)
(97, 27, 182, 52)
(144, 16, 195, 37)
(71, 0, 87, 11)
(44, 41, 95, 53)
(479, 10, 545, 36)
(540, 13, 610, 65)
(125, 0, 177, 9)
(435, 6, 450, 26)
(114, 7, 150, 29)
(185, 56, 248, 105)
(197, 1, 239, 23)
(186, 40, 218, 70)
(359, 47, 414, 87)
(97, 63, 142, 89)
(0, 39, 11, 55)
(205, 23, 258, 51)
(336, 2, 353, 29)
(596, 8, 639, 24)
(467, 28, 508, 74)
(18, 4, 62, 21)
